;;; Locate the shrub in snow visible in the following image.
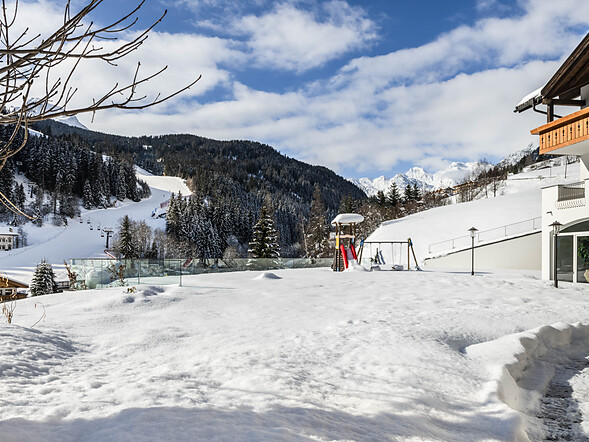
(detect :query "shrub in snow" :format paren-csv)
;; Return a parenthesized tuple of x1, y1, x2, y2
(30, 258, 58, 296)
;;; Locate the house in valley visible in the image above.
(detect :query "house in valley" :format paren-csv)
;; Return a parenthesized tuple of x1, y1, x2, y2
(0, 228, 18, 251)
(515, 32, 589, 283)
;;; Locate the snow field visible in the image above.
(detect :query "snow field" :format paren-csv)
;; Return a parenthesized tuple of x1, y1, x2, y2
(2, 268, 589, 440)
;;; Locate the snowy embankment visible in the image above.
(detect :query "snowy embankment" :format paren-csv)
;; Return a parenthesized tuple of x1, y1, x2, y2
(2, 269, 589, 440)
(468, 322, 589, 440)
(368, 160, 580, 263)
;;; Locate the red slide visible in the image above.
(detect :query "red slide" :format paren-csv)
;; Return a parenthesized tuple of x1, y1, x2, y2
(340, 244, 349, 270)
(350, 244, 358, 261)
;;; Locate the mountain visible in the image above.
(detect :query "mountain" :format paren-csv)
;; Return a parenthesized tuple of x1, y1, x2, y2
(496, 143, 538, 169)
(53, 115, 88, 130)
(351, 145, 538, 197)
(350, 161, 490, 197)
(31, 120, 367, 255)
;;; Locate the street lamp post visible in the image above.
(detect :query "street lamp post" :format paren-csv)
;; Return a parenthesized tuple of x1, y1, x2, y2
(550, 221, 562, 288)
(469, 227, 478, 276)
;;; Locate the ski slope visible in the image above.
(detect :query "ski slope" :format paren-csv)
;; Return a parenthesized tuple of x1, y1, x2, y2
(0, 170, 190, 283)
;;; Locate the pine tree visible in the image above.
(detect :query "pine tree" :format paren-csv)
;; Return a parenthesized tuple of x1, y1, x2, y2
(83, 179, 93, 209)
(412, 183, 420, 201)
(116, 164, 127, 201)
(30, 258, 58, 296)
(248, 205, 280, 258)
(339, 195, 358, 213)
(165, 193, 180, 237)
(376, 190, 386, 207)
(12, 183, 26, 219)
(33, 206, 43, 227)
(306, 186, 330, 258)
(404, 183, 413, 202)
(387, 182, 400, 207)
(117, 215, 137, 258)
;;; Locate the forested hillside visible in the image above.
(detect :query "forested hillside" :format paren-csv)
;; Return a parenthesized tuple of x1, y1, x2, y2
(0, 124, 147, 226)
(33, 120, 366, 256)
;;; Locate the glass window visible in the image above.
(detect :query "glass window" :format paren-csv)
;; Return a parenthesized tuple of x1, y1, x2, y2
(578, 236, 589, 283)
(556, 235, 574, 282)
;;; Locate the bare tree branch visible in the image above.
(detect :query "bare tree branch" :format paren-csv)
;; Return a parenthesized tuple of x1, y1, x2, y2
(0, 0, 200, 169)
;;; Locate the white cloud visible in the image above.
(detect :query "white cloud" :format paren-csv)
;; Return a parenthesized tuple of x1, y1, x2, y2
(232, 1, 377, 72)
(11, 0, 589, 179)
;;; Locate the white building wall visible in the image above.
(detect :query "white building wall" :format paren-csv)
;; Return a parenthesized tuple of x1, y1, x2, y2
(541, 179, 589, 280)
(423, 232, 541, 271)
(580, 155, 589, 181)
(581, 85, 589, 109)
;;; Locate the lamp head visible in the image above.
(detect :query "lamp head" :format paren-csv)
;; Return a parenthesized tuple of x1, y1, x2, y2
(468, 227, 478, 238)
(549, 221, 562, 235)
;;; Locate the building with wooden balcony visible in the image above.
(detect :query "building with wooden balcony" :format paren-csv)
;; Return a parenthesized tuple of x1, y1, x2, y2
(0, 275, 28, 301)
(515, 32, 589, 284)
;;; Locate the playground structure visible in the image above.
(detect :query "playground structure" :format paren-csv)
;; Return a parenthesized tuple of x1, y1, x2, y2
(362, 239, 420, 271)
(332, 213, 364, 271)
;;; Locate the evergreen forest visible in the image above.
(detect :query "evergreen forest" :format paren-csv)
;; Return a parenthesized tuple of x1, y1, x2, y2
(0, 124, 148, 226)
(32, 120, 367, 257)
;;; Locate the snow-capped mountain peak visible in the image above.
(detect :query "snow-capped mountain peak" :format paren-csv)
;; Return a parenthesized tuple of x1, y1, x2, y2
(350, 161, 488, 197)
(351, 146, 537, 197)
(54, 115, 88, 130)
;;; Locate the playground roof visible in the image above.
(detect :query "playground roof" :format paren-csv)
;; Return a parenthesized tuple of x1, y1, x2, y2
(331, 213, 364, 226)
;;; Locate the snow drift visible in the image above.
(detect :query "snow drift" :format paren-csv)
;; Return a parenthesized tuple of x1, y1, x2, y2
(467, 322, 589, 441)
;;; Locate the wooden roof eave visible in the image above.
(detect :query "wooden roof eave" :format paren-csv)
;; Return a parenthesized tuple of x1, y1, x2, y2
(542, 33, 589, 99)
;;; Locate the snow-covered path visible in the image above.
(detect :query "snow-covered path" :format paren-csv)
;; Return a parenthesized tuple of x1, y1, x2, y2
(2, 268, 589, 440)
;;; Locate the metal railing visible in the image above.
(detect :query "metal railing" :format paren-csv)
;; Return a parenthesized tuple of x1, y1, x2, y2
(558, 182, 585, 202)
(427, 216, 542, 255)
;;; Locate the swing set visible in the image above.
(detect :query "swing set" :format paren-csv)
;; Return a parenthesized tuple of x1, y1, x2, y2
(363, 239, 420, 271)
(331, 213, 420, 271)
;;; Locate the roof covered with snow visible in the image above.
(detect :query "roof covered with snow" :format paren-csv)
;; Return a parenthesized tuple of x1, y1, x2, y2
(331, 213, 364, 225)
(514, 87, 543, 113)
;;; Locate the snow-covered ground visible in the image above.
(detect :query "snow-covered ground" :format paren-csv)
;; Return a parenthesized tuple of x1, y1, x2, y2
(2, 158, 589, 440)
(2, 268, 589, 441)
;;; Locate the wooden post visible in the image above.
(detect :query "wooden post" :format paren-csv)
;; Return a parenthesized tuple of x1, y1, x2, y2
(409, 238, 419, 269)
(547, 101, 554, 123)
(407, 239, 410, 270)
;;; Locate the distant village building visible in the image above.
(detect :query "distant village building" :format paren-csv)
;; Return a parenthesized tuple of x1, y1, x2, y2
(0, 275, 28, 301)
(0, 228, 18, 251)
(516, 32, 589, 283)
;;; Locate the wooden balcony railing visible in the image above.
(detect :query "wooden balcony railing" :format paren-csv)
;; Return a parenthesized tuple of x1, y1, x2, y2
(531, 106, 589, 155)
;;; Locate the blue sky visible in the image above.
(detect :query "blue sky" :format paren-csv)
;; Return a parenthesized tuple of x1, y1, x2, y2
(20, 0, 589, 178)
